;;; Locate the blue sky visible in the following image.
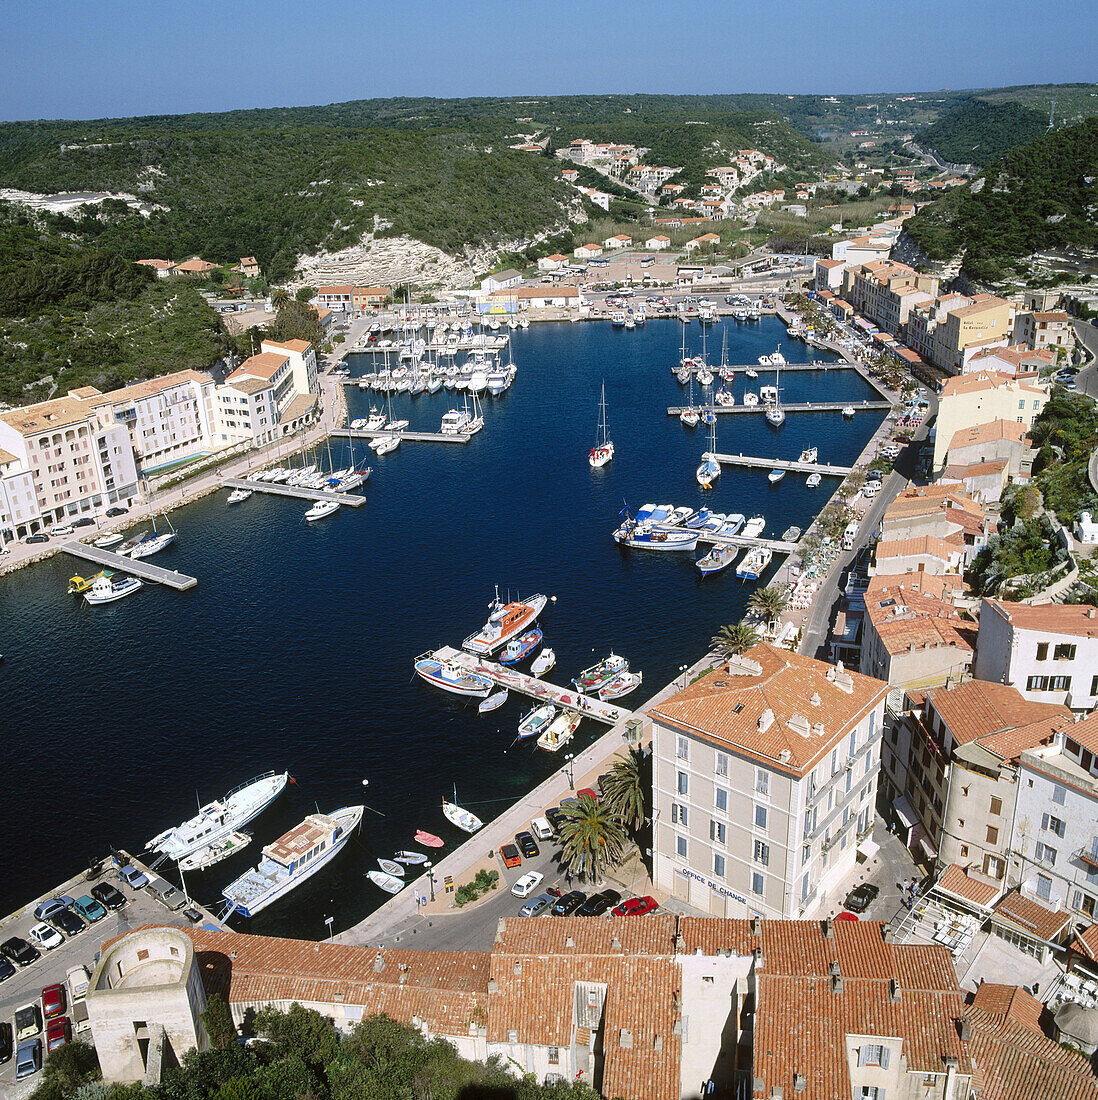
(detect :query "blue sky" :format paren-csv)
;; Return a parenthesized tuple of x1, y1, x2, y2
(2, 0, 1095, 121)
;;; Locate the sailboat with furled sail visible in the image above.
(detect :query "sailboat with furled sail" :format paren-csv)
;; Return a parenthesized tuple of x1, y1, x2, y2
(589, 382, 614, 468)
(696, 404, 720, 489)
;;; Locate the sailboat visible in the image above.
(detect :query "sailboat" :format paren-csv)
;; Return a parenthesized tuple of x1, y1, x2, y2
(766, 360, 785, 428)
(589, 382, 614, 468)
(680, 352, 699, 429)
(696, 408, 720, 489)
(128, 511, 176, 559)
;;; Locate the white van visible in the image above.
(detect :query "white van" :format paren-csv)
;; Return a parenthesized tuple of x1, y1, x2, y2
(842, 520, 859, 551)
(530, 817, 554, 842)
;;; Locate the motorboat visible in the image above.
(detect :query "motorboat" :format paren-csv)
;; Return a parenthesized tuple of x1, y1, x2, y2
(500, 626, 543, 666)
(68, 571, 107, 594)
(589, 382, 614, 468)
(93, 532, 124, 549)
(718, 514, 745, 537)
(441, 406, 472, 436)
(842, 406, 856, 418)
(531, 648, 556, 677)
(806, 473, 822, 488)
(84, 574, 142, 605)
(696, 545, 738, 576)
(697, 453, 720, 489)
(699, 512, 727, 534)
(222, 805, 363, 917)
(378, 858, 405, 877)
(374, 435, 400, 456)
(394, 850, 429, 865)
(667, 506, 695, 527)
(368, 870, 404, 894)
(227, 488, 253, 504)
(518, 704, 557, 739)
(799, 447, 818, 464)
(479, 689, 509, 714)
(462, 591, 548, 656)
(624, 316, 636, 331)
(414, 651, 493, 698)
(685, 508, 713, 529)
(736, 546, 774, 580)
(715, 387, 735, 407)
(758, 355, 772, 366)
(614, 513, 699, 551)
(148, 771, 289, 862)
(573, 653, 629, 693)
(442, 795, 482, 833)
(305, 500, 341, 522)
(178, 831, 252, 872)
(537, 710, 581, 752)
(680, 406, 700, 428)
(415, 830, 444, 848)
(782, 526, 802, 542)
(741, 515, 766, 539)
(770, 350, 786, 366)
(745, 367, 758, 379)
(743, 392, 759, 406)
(364, 410, 387, 430)
(599, 671, 642, 701)
(768, 469, 786, 484)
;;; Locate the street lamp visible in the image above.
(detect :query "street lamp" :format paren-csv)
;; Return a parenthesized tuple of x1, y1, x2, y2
(425, 862, 435, 903)
(324, 916, 334, 941)
(678, 664, 688, 689)
(565, 753, 575, 790)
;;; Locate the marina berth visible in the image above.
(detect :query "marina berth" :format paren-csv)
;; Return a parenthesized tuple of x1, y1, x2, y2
(462, 591, 548, 656)
(414, 651, 493, 698)
(221, 805, 364, 917)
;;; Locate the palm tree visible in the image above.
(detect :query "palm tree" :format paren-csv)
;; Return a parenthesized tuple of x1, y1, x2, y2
(600, 749, 647, 833)
(710, 622, 761, 657)
(557, 793, 630, 881)
(748, 585, 789, 626)
(270, 288, 290, 310)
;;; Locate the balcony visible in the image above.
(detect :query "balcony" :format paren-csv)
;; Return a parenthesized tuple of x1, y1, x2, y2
(1075, 848, 1098, 872)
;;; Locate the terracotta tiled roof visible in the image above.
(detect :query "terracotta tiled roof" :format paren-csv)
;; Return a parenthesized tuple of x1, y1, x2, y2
(228, 352, 290, 382)
(134, 258, 173, 269)
(976, 714, 1071, 763)
(925, 681, 1069, 749)
(884, 485, 984, 522)
(984, 599, 1098, 640)
(0, 447, 18, 465)
(1070, 921, 1098, 962)
(964, 1005, 1098, 1100)
(863, 574, 975, 656)
(875, 535, 964, 565)
(262, 338, 312, 355)
(948, 418, 1027, 449)
(940, 370, 1045, 399)
(972, 983, 1043, 1033)
(93, 369, 213, 404)
(649, 644, 887, 777)
(0, 396, 93, 434)
(173, 258, 219, 272)
(991, 889, 1072, 945)
(942, 458, 1009, 481)
(936, 864, 1001, 909)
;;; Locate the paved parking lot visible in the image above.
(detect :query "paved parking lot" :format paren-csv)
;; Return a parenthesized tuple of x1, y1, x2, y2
(0, 856, 221, 1091)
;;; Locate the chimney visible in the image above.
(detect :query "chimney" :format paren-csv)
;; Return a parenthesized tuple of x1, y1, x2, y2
(823, 917, 834, 940)
(793, 1074, 806, 1092)
(619, 1028, 633, 1049)
(611, 936, 621, 951)
(881, 925, 892, 943)
(960, 1022, 971, 1042)
(753, 1078, 765, 1095)
(753, 947, 765, 969)
(654, 1034, 663, 1052)
(829, 961, 840, 977)
(831, 972, 844, 994)
(779, 748, 792, 764)
(771, 1088, 784, 1100)
(513, 960, 522, 975)
(373, 954, 386, 974)
(507, 1029, 518, 1043)
(758, 709, 775, 733)
(889, 978, 901, 1003)
(565, 936, 575, 948)
(1089, 608, 1096, 620)
(487, 979, 498, 994)
(752, 916, 763, 937)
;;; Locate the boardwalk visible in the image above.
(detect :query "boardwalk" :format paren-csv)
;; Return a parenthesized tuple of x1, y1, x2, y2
(661, 526, 798, 554)
(711, 453, 854, 476)
(62, 542, 197, 590)
(435, 646, 632, 726)
(222, 477, 366, 506)
(666, 401, 892, 416)
(332, 428, 470, 445)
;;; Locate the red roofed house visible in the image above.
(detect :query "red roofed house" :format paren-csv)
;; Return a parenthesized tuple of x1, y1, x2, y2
(237, 256, 260, 279)
(171, 257, 220, 278)
(134, 258, 174, 279)
(813, 257, 846, 292)
(880, 484, 990, 565)
(649, 644, 888, 919)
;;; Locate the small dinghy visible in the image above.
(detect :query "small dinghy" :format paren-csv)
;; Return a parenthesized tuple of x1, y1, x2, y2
(599, 671, 643, 701)
(479, 689, 509, 714)
(368, 870, 404, 894)
(531, 648, 556, 677)
(394, 850, 428, 865)
(415, 830, 444, 848)
(378, 858, 405, 877)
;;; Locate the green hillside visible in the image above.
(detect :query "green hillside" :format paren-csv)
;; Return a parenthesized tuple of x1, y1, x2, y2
(916, 99, 1049, 165)
(903, 116, 1098, 283)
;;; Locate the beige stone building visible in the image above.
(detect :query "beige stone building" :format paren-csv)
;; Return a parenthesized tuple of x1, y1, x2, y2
(1013, 309, 1075, 353)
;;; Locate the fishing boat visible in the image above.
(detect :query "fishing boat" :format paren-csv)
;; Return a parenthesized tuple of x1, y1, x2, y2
(614, 511, 700, 551)
(685, 508, 713, 529)
(68, 571, 107, 594)
(736, 546, 774, 580)
(93, 532, 124, 549)
(518, 704, 557, 739)
(718, 514, 745, 537)
(479, 689, 509, 714)
(368, 870, 404, 894)
(806, 473, 822, 488)
(741, 515, 766, 539)
(378, 858, 405, 877)
(442, 792, 483, 833)
(696, 545, 738, 576)
(415, 830, 444, 848)
(599, 671, 642, 701)
(589, 382, 614, 468)
(305, 499, 340, 522)
(799, 447, 818, 464)
(573, 653, 629, 693)
(842, 406, 856, 418)
(394, 850, 429, 865)
(148, 771, 289, 862)
(537, 710, 581, 752)
(531, 648, 556, 677)
(178, 831, 252, 872)
(414, 651, 493, 698)
(222, 805, 364, 917)
(84, 574, 142, 605)
(227, 488, 253, 504)
(768, 469, 786, 484)
(500, 626, 542, 666)
(462, 590, 548, 656)
(782, 526, 802, 542)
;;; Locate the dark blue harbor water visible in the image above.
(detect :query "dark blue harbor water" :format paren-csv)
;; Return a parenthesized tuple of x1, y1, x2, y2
(0, 318, 881, 936)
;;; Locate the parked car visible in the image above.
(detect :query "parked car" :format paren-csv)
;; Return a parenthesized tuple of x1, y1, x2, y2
(2, 937, 40, 967)
(843, 882, 880, 913)
(550, 890, 586, 916)
(576, 788, 599, 802)
(73, 895, 107, 923)
(500, 844, 522, 869)
(511, 871, 545, 899)
(0, 955, 16, 982)
(23, 534, 49, 544)
(91, 882, 127, 910)
(33, 897, 73, 923)
(117, 865, 149, 890)
(50, 909, 86, 937)
(515, 831, 540, 859)
(28, 923, 64, 951)
(105, 506, 129, 517)
(48, 524, 74, 537)
(613, 895, 659, 917)
(72, 518, 96, 528)
(0, 1020, 11, 1064)
(577, 889, 622, 917)
(67, 965, 91, 1003)
(46, 1017, 71, 1053)
(519, 893, 553, 918)
(41, 983, 65, 1020)
(15, 1038, 41, 1080)
(544, 807, 567, 834)
(15, 1004, 41, 1041)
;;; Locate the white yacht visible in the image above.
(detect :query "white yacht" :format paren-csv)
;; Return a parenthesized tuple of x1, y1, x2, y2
(148, 771, 289, 862)
(799, 447, 818, 464)
(222, 805, 364, 917)
(84, 574, 142, 605)
(305, 499, 340, 521)
(227, 488, 253, 504)
(741, 515, 766, 539)
(441, 407, 473, 435)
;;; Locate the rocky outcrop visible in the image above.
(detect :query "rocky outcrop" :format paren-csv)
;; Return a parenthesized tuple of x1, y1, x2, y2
(294, 233, 476, 291)
(891, 229, 964, 282)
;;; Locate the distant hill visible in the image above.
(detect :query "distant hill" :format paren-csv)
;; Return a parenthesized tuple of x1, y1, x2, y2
(916, 99, 1049, 166)
(903, 117, 1098, 283)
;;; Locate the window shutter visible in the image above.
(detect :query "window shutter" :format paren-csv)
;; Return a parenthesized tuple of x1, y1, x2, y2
(880, 1046, 890, 1070)
(878, 1090, 886, 1100)
(857, 1046, 867, 1067)
(1042, 813, 1049, 831)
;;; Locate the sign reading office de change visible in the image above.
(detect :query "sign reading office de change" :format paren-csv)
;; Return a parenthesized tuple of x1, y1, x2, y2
(679, 866, 748, 907)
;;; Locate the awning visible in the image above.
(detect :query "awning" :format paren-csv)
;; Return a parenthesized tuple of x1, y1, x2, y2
(919, 836, 938, 861)
(893, 795, 918, 830)
(858, 838, 881, 861)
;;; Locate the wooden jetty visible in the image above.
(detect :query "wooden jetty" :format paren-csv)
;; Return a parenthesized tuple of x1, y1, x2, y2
(332, 428, 470, 445)
(222, 477, 365, 506)
(664, 527, 799, 555)
(62, 542, 197, 590)
(434, 646, 631, 727)
(711, 453, 854, 476)
(666, 401, 892, 416)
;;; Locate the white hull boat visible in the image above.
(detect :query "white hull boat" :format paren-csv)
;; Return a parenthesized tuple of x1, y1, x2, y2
(129, 530, 175, 559)
(479, 689, 509, 713)
(178, 830, 252, 872)
(806, 473, 822, 487)
(531, 648, 556, 677)
(394, 850, 428, 865)
(736, 546, 774, 580)
(93, 532, 124, 548)
(378, 858, 405, 877)
(518, 703, 557, 739)
(84, 575, 142, 605)
(414, 651, 493, 698)
(368, 870, 404, 894)
(599, 671, 642, 700)
(741, 515, 766, 539)
(537, 710, 581, 752)
(443, 797, 483, 834)
(227, 488, 253, 504)
(768, 469, 786, 484)
(305, 500, 340, 521)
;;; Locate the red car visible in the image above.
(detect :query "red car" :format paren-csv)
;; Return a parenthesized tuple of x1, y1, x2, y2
(41, 983, 65, 1020)
(613, 895, 658, 917)
(46, 1016, 71, 1053)
(576, 788, 599, 802)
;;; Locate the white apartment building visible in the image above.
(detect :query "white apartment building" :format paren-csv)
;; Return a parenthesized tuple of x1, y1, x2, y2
(0, 448, 42, 544)
(260, 339, 318, 400)
(975, 599, 1098, 713)
(648, 645, 888, 920)
(0, 396, 138, 526)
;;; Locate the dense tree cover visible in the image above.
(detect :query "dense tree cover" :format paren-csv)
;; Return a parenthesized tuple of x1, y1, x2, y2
(916, 99, 1049, 166)
(967, 515, 1066, 596)
(1030, 389, 1098, 525)
(33, 1003, 600, 1100)
(904, 117, 1098, 282)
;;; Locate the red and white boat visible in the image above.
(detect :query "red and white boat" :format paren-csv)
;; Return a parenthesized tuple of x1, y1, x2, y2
(462, 590, 548, 656)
